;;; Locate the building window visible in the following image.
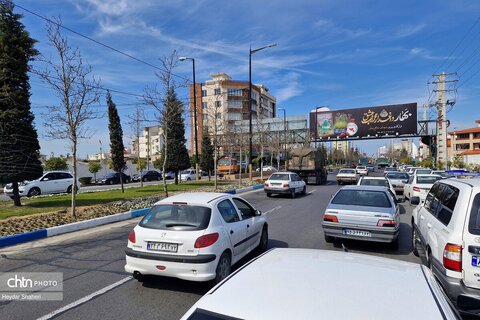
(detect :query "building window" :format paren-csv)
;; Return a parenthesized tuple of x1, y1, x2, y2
(251, 92, 257, 100)
(457, 133, 469, 140)
(202, 114, 208, 121)
(202, 90, 207, 97)
(214, 88, 221, 95)
(215, 101, 221, 108)
(202, 102, 207, 109)
(227, 100, 242, 108)
(215, 113, 221, 119)
(227, 113, 241, 121)
(228, 88, 242, 96)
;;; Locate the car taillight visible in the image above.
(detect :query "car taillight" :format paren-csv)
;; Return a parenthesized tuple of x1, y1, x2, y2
(323, 215, 338, 223)
(128, 230, 136, 243)
(194, 233, 219, 248)
(283, 183, 289, 188)
(443, 243, 462, 272)
(264, 183, 269, 187)
(413, 186, 420, 192)
(377, 219, 396, 227)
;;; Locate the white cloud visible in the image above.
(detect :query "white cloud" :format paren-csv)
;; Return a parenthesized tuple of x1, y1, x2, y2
(275, 73, 303, 102)
(313, 19, 371, 39)
(409, 47, 446, 60)
(395, 24, 426, 38)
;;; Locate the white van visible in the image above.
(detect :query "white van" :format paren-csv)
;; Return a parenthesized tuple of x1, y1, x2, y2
(411, 178, 480, 313)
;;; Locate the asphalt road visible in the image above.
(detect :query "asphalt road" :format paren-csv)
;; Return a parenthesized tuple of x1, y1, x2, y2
(0, 171, 421, 320)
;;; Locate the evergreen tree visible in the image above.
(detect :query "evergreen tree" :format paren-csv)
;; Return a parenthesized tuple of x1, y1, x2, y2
(0, 1, 42, 206)
(162, 88, 190, 184)
(107, 92, 126, 192)
(200, 133, 214, 180)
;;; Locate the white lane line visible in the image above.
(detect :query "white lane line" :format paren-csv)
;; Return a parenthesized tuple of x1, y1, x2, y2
(309, 189, 317, 194)
(37, 276, 133, 320)
(264, 206, 282, 214)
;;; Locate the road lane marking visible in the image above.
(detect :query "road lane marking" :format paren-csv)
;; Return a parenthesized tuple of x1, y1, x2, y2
(309, 189, 317, 194)
(264, 206, 282, 214)
(37, 276, 133, 320)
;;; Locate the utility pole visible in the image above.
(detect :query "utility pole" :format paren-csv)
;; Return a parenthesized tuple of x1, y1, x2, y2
(432, 73, 457, 169)
(146, 127, 150, 170)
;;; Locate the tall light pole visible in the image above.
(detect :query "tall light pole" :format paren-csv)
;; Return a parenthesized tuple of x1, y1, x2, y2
(179, 56, 199, 181)
(278, 108, 287, 169)
(248, 43, 277, 177)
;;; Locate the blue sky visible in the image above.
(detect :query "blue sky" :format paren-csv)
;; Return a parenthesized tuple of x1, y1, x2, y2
(12, 0, 480, 158)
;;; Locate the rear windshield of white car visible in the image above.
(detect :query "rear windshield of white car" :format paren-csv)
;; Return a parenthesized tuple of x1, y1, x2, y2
(384, 167, 396, 171)
(469, 193, 480, 235)
(360, 179, 389, 187)
(357, 166, 366, 169)
(332, 190, 392, 208)
(417, 176, 442, 184)
(269, 173, 289, 180)
(139, 204, 211, 231)
(339, 169, 356, 174)
(386, 173, 409, 180)
(416, 169, 432, 175)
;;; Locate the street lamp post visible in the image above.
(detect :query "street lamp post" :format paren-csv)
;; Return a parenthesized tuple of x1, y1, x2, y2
(248, 43, 277, 177)
(179, 56, 199, 181)
(278, 108, 287, 169)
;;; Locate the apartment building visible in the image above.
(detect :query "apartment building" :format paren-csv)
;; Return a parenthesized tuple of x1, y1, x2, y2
(188, 73, 276, 154)
(448, 119, 480, 164)
(131, 125, 164, 161)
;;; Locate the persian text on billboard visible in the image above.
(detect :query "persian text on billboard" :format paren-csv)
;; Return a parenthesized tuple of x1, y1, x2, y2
(310, 103, 417, 139)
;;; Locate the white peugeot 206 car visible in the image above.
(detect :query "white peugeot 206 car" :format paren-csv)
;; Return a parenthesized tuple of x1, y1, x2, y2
(125, 192, 268, 284)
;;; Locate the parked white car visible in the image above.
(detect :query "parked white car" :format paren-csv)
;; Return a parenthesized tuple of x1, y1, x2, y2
(263, 172, 306, 198)
(181, 248, 462, 320)
(180, 169, 196, 181)
(3, 171, 79, 198)
(411, 179, 480, 316)
(336, 168, 359, 185)
(403, 174, 443, 204)
(125, 192, 268, 284)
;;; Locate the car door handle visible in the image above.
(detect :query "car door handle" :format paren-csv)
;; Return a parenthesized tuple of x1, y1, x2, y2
(427, 223, 432, 229)
(230, 230, 234, 234)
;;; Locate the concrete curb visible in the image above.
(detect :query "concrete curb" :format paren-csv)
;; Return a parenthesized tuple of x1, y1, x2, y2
(0, 185, 264, 248)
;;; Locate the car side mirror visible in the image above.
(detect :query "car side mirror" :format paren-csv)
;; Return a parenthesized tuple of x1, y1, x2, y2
(457, 294, 480, 313)
(410, 196, 420, 205)
(255, 210, 263, 216)
(42, 178, 49, 181)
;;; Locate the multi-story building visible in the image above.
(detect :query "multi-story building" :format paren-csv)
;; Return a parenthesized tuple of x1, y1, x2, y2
(448, 120, 480, 165)
(131, 125, 164, 161)
(188, 73, 276, 155)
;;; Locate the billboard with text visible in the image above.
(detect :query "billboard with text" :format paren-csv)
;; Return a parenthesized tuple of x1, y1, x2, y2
(309, 103, 417, 139)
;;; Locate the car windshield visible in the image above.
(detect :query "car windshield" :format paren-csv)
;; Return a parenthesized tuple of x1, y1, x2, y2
(332, 190, 392, 208)
(105, 173, 116, 178)
(181, 170, 192, 174)
(339, 169, 356, 174)
(386, 173, 409, 180)
(385, 167, 396, 171)
(269, 173, 289, 180)
(139, 204, 211, 231)
(360, 179, 389, 187)
(416, 169, 432, 174)
(417, 176, 442, 184)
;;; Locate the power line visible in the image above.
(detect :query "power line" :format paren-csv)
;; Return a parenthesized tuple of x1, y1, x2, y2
(8, 2, 190, 82)
(435, 16, 480, 73)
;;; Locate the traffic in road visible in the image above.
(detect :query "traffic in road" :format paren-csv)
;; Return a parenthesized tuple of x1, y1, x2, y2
(0, 170, 425, 320)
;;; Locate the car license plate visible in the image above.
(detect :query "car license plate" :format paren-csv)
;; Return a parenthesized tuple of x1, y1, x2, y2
(343, 229, 371, 237)
(472, 256, 480, 267)
(147, 242, 178, 253)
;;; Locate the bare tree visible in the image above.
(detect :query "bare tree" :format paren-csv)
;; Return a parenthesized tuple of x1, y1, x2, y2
(38, 20, 100, 218)
(143, 50, 185, 197)
(127, 106, 145, 187)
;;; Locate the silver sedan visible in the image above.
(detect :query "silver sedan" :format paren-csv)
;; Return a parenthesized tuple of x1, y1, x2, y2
(322, 185, 400, 248)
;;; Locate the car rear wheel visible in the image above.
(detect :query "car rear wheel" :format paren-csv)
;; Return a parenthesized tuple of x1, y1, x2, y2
(109, 180, 113, 185)
(143, 177, 148, 182)
(257, 226, 268, 252)
(212, 252, 231, 285)
(27, 187, 41, 197)
(266, 193, 272, 197)
(301, 186, 306, 195)
(324, 234, 334, 243)
(66, 185, 77, 194)
(290, 189, 296, 198)
(412, 226, 419, 256)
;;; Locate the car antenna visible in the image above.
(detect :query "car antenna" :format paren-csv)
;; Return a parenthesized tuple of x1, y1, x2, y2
(341, 243, 348, 252)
